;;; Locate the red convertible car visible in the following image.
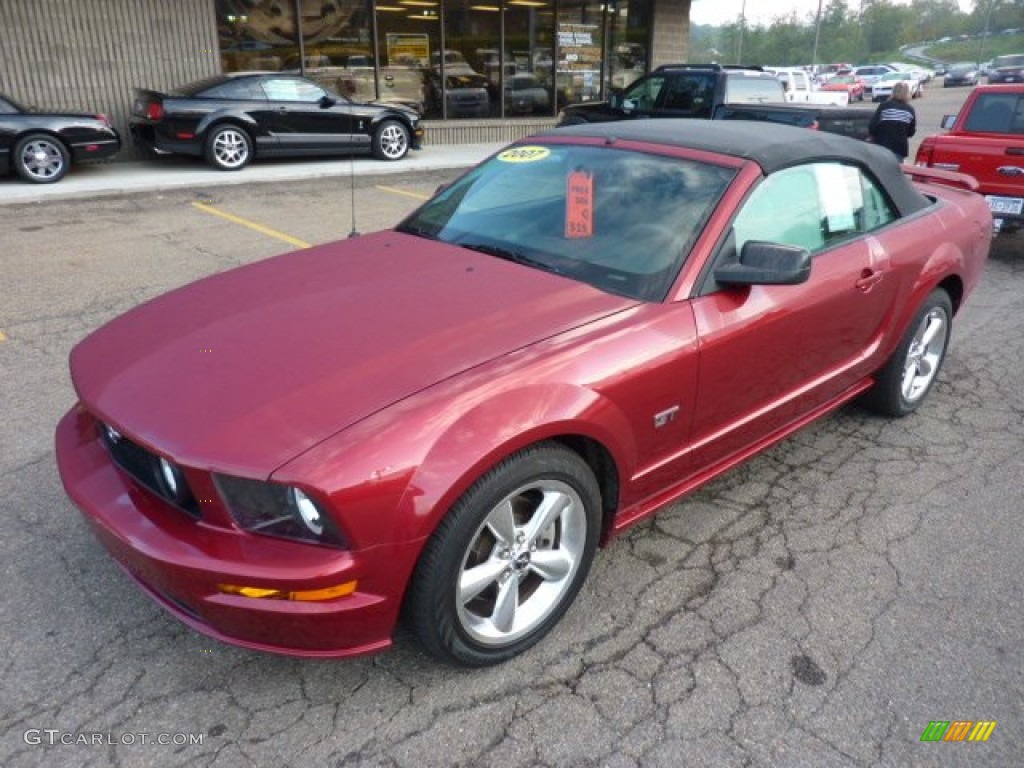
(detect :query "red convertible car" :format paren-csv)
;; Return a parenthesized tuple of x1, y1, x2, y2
(820, 74, 866, 102)
(56, 122, 991, 666)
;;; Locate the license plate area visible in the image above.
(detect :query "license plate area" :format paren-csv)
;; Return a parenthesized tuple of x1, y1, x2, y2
(986, 196, 1023, 215)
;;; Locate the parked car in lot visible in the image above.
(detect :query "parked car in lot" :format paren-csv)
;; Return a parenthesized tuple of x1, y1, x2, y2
(820, 74, 865, 101)
(0, 93, 120, 183)
(987, 53, 1024, 83)
(503, 74, 551, 114)
(943, 62, 981, 87)
(57, 120, 992, 667)
(851, 64, 895, 87)
(872, 70, 923, 101)
(915, 83, 1024, 233)
(424, 71, 490, 118)
(129, 73, 423, 170)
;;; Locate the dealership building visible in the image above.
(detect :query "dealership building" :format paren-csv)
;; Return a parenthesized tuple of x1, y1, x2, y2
(0, 0, 690, 154)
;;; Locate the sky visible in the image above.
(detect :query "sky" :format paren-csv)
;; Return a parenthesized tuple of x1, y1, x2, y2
(690, 0, 976, 28)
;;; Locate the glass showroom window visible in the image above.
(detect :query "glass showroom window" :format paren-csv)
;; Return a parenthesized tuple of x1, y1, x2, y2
(217, 0, 301, 74)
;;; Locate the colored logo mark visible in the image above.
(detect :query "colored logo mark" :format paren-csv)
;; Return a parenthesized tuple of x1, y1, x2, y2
(920, 720, 997, 742)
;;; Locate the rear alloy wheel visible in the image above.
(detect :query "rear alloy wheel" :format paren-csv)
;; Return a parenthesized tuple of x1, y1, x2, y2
(14, 133, 70, 183)
(408, 443, 601, 666)
(862, 289, 953, 417)
(372, 119, 409, 161)
(204, 125, 252, 171)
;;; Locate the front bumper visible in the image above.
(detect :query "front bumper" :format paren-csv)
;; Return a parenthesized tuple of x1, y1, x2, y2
(55, 405, 416, 658)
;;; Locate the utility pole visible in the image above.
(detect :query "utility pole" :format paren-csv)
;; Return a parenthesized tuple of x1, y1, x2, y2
(811, 0, 824, 69)
(976, 0, 998, 65)
(737, 0, 747, 64)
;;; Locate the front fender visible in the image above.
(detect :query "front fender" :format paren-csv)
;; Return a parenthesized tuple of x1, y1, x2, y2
(400, 382, 636, 542)
(272, 380, 636, 553)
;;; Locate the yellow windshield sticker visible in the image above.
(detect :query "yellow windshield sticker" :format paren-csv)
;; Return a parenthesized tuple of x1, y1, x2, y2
(497, 146, 551, 163)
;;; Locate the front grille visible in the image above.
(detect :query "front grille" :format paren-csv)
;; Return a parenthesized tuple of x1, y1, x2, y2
(98, 422, 201, 519)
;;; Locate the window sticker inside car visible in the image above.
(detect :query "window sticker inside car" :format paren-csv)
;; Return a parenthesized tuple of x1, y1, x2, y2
(566, 170, 593, 238)
(497, 146, 551, 163)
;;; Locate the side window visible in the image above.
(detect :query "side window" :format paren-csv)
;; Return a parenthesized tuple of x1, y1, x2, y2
(261, 78, 327, 103)
(859, 171, 897, 230)
(730, 162, 897, 256)
(202, 80, 264, 100)
(731, 166, 825, 254)
(623, 75, 665, 112)
(964, 93, 1021, 134)
(659, 74, 714, 117)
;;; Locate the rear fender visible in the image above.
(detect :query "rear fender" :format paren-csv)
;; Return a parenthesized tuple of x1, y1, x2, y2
(884, 240, 968, 362)
(195, 111, 261, 140)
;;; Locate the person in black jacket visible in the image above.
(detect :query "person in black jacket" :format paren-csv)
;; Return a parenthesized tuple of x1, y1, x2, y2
(869, 81, 916, 162)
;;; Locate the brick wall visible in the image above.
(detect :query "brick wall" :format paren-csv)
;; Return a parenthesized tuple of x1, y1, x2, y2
(651, 0, 692, 68)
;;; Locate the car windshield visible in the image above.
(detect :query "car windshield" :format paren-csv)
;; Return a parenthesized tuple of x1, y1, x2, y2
(994, 54, 1024, 67)
(396, 143, 736, 302)
(828, 76, 855, 85)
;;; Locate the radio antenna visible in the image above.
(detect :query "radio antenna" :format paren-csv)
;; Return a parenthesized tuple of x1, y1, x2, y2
(348, 151, 360, 238)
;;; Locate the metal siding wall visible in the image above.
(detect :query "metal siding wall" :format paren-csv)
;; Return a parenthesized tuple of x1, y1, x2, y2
(0, 0, 220, 159)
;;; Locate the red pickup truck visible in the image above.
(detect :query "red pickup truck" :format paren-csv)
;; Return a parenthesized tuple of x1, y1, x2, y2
(914, 84, 1024, 233)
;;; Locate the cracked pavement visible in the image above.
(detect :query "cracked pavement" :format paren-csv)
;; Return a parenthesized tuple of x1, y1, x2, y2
(1, 170, 1021, 767)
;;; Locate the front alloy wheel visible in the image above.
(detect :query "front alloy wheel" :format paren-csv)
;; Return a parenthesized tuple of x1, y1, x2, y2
(408, 443, 601, 666)
(372, 119, 409, 161)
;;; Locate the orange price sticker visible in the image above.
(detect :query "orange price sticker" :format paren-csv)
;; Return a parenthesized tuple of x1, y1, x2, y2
(565, 170, 593, 239)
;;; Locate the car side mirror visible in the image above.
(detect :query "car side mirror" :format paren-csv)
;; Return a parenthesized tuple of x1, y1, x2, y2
(320, 95, 337, 108)
(940, 114, 956, 129)
(714, 241, 812, 286)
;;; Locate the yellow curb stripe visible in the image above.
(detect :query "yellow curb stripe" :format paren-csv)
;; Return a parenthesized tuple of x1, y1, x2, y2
(0, 330, 7, 342)
(376, 184, 430, 201)
(191, 202, 311, 249)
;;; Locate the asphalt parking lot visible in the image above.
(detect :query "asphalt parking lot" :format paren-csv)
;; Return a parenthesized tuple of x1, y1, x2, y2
(1, 88, 1022, 767)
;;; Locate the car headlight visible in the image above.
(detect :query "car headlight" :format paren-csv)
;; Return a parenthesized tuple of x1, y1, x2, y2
(215, 475, 346, 547)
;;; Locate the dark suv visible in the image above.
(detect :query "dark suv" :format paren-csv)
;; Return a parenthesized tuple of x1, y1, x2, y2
(987, 54, 1024, 84)
(556, 64, 785, 125)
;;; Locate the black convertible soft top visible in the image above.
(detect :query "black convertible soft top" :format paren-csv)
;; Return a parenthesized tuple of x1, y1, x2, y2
(537, 120, 931, 218)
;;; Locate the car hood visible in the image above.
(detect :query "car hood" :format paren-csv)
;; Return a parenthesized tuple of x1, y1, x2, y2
(70, 231, 637, 475)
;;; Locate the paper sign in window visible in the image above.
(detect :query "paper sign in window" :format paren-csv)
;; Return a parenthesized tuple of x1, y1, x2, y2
(566, 170, 593, 239)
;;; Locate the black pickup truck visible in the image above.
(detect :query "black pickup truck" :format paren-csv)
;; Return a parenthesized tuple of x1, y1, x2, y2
(556, 64, 873, 141)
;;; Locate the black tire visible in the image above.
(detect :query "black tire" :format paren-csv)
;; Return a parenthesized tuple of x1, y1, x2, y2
(862, 289, 953, 417)
(14, 133, 70, 183)
(204, 124, 252, 171)
(372, 119, 409, 161)
(407, 442, 601, 666)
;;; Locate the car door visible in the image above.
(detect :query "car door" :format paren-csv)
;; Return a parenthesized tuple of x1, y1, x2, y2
(257, 77, 355, 151)
(685, 162, 902, 471)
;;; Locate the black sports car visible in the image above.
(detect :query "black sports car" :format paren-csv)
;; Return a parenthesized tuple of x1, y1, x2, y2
(130, 73, 424, 171)
(0, 94, 121, 183)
